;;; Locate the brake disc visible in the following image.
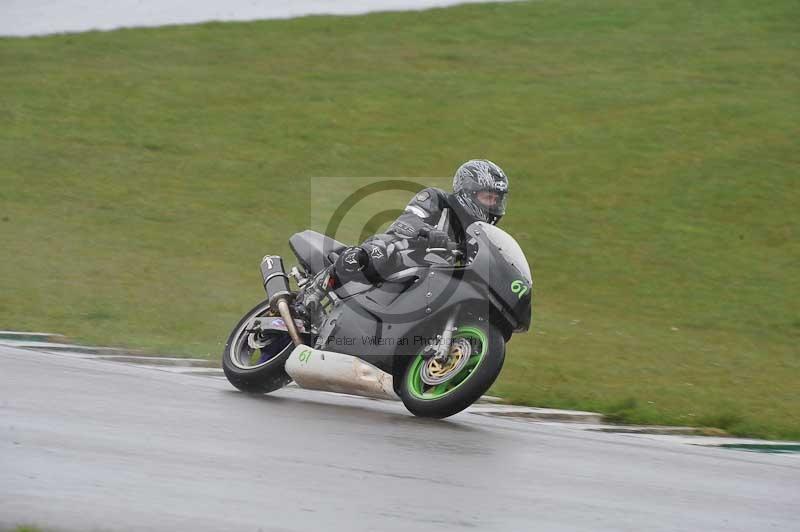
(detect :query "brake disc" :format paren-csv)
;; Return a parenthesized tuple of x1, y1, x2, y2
(420, 337, 472, 386)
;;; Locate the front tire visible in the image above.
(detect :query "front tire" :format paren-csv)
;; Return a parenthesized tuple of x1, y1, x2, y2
(399, 323, 505, 418)
(222, 300, 294, 394)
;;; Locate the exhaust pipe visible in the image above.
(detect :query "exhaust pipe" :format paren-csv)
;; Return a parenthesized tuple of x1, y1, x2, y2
(260, 255, 303, 347)
(275, 297, 302, 347)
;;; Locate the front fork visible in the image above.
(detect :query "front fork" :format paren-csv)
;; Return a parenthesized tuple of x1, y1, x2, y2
(423, 311, 458, 362)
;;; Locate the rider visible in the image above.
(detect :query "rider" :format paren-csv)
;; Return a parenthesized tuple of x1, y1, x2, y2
(299, 160, 510, 315)
(335, 159, 510, 285)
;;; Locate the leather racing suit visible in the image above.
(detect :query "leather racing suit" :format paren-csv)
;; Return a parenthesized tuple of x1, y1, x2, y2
(335, 187, 478, 284)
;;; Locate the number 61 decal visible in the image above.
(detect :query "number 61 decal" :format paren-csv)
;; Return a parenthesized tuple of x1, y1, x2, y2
(511, 280, 529, 299)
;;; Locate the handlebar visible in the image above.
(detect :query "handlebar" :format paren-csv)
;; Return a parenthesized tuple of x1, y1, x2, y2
(425, 243, 462, 256)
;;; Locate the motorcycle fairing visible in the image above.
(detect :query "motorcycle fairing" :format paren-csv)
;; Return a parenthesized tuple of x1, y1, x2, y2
(296, 222, 532, 373)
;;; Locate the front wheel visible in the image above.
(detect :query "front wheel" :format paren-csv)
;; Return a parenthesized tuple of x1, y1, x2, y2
(399, 323, 505, 418)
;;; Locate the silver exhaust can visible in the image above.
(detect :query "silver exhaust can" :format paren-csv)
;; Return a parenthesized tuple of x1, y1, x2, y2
(285, 345, 399, 401)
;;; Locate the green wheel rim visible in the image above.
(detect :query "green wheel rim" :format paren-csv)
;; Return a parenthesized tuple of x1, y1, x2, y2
(406, 326, 488, 401)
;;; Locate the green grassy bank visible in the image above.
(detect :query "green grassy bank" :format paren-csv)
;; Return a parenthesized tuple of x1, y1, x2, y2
(1, 0, 798, 439)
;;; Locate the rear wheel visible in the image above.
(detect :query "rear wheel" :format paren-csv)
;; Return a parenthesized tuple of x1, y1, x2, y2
(399, 323, 505, 418)
(222, 300, 294, 394)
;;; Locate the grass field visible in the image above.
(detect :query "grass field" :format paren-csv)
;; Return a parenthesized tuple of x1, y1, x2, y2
(1, 0, 798, 439)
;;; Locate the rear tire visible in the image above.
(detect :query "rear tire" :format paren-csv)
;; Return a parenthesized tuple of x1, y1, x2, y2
(399, 323, 505, 418)
(222, 300, 294, 394)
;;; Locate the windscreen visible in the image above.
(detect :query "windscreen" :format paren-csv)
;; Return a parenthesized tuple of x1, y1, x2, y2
(477, 223, 532, 282)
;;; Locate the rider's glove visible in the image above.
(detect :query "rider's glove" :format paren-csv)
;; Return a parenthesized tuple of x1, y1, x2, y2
(424, 229, 450, 250)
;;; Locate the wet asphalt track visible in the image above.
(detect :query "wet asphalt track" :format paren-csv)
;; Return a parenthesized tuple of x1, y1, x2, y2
(1, 345, 798, 532)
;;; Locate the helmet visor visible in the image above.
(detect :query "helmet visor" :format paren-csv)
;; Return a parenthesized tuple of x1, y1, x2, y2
(474, 190, 508, 216)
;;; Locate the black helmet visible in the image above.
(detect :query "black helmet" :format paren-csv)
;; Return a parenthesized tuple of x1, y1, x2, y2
(452, 159, 509, 224)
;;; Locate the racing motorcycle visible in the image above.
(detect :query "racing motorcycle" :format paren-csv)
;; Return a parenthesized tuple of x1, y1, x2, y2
(222, 210, 532, 418)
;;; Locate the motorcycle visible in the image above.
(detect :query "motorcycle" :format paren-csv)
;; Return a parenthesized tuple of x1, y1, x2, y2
(222, 210, 532, 418)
